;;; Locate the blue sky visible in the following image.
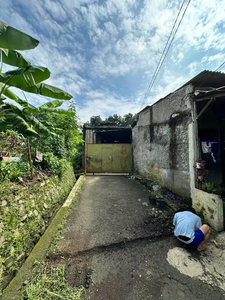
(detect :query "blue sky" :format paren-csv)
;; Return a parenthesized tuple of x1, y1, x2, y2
(1, 0, 225, 123)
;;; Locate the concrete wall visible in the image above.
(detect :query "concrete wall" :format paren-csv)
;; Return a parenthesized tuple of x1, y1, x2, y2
(132, 107, 151, 177)
(194, 189, 224, 231)
(132, 85, 194, 201)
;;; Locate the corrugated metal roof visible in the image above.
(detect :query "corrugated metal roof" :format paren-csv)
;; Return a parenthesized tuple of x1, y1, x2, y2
(181, 70, 225, 88)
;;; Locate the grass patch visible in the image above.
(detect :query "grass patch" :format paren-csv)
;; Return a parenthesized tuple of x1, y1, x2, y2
(2, 175, 85, 299)
(21, 262, 83, 300)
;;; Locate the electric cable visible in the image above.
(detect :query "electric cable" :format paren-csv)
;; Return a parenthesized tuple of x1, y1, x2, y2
(139, 0, 192, 110)
(196, 60, 225, 89)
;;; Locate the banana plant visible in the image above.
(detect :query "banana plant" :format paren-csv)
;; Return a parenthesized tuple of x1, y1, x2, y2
(1, 48, 31, 68)
(0, 20, 73, 179)
(0, 66, 51, 96)
(0, 20, 39, 50)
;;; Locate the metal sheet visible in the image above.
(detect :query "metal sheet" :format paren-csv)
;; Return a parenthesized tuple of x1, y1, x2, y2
(86, 144, 132, 173)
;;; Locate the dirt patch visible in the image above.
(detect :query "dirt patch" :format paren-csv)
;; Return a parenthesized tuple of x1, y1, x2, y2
(142, 207, 174, 236)
(65, 257, 93, 289)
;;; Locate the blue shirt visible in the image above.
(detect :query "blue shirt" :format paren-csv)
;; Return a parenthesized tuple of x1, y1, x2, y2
(173, 211, 202, 239)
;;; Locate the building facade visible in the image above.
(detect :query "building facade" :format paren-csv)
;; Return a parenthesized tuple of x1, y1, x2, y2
(132, 71, 225, 231)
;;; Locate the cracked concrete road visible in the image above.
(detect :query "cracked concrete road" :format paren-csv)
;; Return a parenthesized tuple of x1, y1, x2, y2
(48, 176, 225, 299)
(167, 233, 225, 292)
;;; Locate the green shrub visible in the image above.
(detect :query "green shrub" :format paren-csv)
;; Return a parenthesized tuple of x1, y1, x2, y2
(58, 158, 70, 177)
(42, 153, 59, 174)
(31, 135, 67, 159)
(0, 130, 25, 157)
(41, 153, 70, 176)
(0, 160, 30, 182)
(71, 143, 83, 171)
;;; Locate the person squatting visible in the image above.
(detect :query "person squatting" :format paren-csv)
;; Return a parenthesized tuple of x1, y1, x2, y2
(173, 208, 211, 251)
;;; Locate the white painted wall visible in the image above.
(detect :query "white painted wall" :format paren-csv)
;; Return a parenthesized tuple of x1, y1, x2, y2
(194, 189, 224, 231)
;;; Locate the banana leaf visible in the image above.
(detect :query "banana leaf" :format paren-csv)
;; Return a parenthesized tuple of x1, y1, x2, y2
(1, 49, 31, 67)
(3, 111, 39, 136)
(0, 20, 39, 50)
(38, 100, 75, 116)
(0, 66, 51, 90)
(1, 103, 53, 137)
(3, 88, 35, 109)
(25, 83, 72, 100)
(39, 100, 63, 108)
(39, 107, 75, 116)
(3, 89, 73, 117)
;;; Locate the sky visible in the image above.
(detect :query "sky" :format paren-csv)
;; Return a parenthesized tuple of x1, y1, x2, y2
(1, 0, 225, 124)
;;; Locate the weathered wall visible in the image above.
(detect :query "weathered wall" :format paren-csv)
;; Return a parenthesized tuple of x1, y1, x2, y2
(133, 85, 194, 201)
(85, 129, 96, 143)
(194, 189, 224, 231)
(0, 166, 76, 291)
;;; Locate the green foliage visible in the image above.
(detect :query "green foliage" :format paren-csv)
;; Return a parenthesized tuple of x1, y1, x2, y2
(41, 153, 70, 176)
(41, 153, 60, 175)
(0, 66, 51, 90)
(0, 20, 39, 50)
(21, 263, 83, 300)
(0, 160, 30, 182)
(35, 101, 83, 166)
(24, 83, 72, 100)
(89, 113, 134, 127)
(0, 19, 72, 139)
(0, 19, 80, 182)
(0, 165, 76, 290)
(1, 49, 31, 68)
(72, 142, 83, 170)
(90, 115, 102, 126)
(32, 135, 67, 159)
(0, 130, 25, 156)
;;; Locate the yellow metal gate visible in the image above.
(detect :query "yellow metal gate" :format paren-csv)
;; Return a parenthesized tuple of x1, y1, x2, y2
(86, 144, 132, 173)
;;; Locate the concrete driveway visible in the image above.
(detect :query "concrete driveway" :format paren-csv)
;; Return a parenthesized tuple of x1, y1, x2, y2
(50, 176, 225, 300)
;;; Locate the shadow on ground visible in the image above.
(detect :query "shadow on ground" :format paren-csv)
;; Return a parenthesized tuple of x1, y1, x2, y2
(46, 176, 225, 300)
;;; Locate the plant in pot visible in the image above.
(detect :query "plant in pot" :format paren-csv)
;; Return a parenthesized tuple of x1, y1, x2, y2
(204, 182, 214, 193)
(195, 159, 208, 188)
(201, 182, 207, 192)
(213, 186, 222, 195)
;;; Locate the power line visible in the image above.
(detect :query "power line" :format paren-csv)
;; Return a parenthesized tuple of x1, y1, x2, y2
(139, 0, 186, 110)
(214, 60, 225, 72)
(139, 0, 192, 110)
(197, 59, 225, 88)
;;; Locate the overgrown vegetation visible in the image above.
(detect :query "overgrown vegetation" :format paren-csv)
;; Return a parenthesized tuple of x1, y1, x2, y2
(21, 262, 83, 300)
(0, 159, 30, 182)
(0, 20, 83, 295)
(0, 130, 24, 156)
(0, 165, 76, 294)
(0, 20, 83, 182)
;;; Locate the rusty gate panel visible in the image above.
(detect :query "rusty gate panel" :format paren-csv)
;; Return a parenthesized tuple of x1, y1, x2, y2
(86, 144, 132, 173)
(86, 144, 102, 173)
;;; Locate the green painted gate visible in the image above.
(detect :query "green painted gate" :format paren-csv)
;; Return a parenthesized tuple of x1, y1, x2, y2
(86, 144, 132, 173)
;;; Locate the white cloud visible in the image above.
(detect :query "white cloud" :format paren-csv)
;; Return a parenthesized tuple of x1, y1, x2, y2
(202, 53, 225, 63)
(187, 61, 198, 76)
(77, 89, 140, 123)
(150, 74, 189, 104)
(44, 0, 68, 21)
(1, 0, 225, 121)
